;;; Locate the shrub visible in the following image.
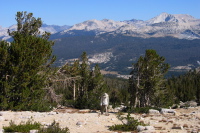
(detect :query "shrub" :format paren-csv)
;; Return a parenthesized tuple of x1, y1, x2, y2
(128, 107, 161, 114)
(3, 119, 69, 133)
(3, 119, 41, 132)
(109, 112, 146, 131)
(38, 120, 69, 133)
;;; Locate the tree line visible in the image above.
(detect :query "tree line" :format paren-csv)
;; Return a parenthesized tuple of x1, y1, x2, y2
(0, 12, 199, 111)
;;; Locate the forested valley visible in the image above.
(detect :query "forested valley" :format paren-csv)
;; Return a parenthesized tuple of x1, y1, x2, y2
(0, 12, 199, 112)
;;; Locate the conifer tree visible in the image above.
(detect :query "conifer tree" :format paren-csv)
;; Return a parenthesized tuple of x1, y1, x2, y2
(87, 64, 108, 109)
(74, 52, 108, 109)
(0, 11, 56, 111)
(129, 49, 169, 107)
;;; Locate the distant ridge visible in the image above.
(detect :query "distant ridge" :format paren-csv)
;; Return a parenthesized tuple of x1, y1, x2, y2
(54, 12, 200, 40)
(1, 13, 200, 40)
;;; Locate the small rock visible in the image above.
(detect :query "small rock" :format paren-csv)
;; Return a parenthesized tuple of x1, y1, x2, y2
(111, 118, 116, 121)
(47, 111, 57, 115)
(171, 104, 179, 109)
(78, 109, 90, 113)
(0, 129, 4, 133)
(145, 126, 155, 131)
(122, 119, 128, 124)
(76, 121, 86, 126)
(0, 116, 4, 121)
(154, 126, 162, 130)
(191, 129, 198, 133)
(171, 126, 183, 130)
(183, 124, 189, 128)
(168, 120, 174, 123)
(137, 125, 145, 132)
(29, 130, 38, 133)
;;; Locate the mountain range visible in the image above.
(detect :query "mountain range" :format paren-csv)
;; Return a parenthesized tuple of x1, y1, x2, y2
(0, 24, 71, 40)
(1, 12, 200, 40)
(1, 13, 200, 77)
(52, 12, 200, 40)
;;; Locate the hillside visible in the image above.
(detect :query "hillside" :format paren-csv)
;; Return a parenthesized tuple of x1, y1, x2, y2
(1, 13, 200, 76)
(53, 34, 200, 75)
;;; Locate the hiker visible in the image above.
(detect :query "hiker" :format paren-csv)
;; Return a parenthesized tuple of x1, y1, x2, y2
(100, 93, 109, 115)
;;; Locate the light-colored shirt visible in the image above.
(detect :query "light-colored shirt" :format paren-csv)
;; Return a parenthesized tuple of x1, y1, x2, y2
(100, 93, 109, 106)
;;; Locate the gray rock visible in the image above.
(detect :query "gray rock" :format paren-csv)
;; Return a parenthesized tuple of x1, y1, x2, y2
(137, 125, 155, 132)
(47, 111, 57, 115)
(149, 109, 160, 114)
(160, 108, 176, 114)
(0, 112, 6, 116)
(0, 129, 4, 133)
(76, 121, 86, 126)
(171, 104, 179, 109)
(179, 101, 198, 108)
(186, 101, 198, 107)
(0, 116, 4, 121)
(171, 126, 183, 130)
(145, 126, 155, 130)
(137, 125, 146, 132)
(29, 130, 39, 133)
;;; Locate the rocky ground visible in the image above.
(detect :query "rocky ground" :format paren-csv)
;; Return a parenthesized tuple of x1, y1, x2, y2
(0, 106, 200, 133)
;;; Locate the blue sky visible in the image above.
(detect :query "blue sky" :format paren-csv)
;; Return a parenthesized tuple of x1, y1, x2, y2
(1, 0, 200, 27)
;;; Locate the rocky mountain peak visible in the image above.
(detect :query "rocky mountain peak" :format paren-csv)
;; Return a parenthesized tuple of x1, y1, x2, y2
(147, 12, 177, 24)
(1, 13, 200, 40)
(63, 19, 126, 33)
(173, 14, 196, 22)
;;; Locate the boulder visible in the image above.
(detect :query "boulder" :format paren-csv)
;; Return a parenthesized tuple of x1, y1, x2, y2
(0, 129, 4, 133)
(137, 125, 155, 132)
(186, 101, 198, 107)
(171, 104, 179, 109)
(0, 111, 6, 116)
(29, 130, 38, 133)
(0, 116, 4, 121)
(47, 111, 57, 115)
(149, 109, 160, 114)
(160, 108, 176, 114)
(179, 101, 198, 108)
(179, 101, 185, 108)
(137, 125, 145, 132)
(145, 126, 155, 131)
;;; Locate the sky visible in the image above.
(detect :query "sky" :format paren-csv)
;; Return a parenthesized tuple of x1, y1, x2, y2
(0, 0, 200, 27)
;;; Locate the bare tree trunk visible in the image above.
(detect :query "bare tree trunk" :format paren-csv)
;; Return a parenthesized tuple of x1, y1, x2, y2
(134, 93, 138, 108)
(77, 84, 80, 98)
(73, 82, 76, 101)
(143, 93, 150, 107)
(134, 74, 140, 107)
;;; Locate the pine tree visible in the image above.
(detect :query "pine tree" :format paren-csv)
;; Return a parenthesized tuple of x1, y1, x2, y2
(0, 11, 56, 111)
(129, 49, 169, 107)
(73, 52, 108, 109)
(87, 64, 108, 109)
